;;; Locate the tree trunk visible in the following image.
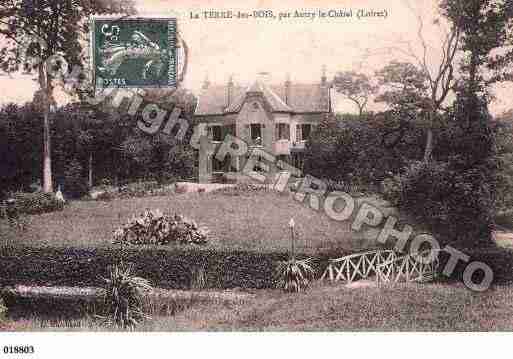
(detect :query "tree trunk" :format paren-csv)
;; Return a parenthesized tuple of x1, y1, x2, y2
(423, 104, 436, 163)
(39, 64, 53, 193)
(423, 128, 433, 163)
(88, 153, 93, 188)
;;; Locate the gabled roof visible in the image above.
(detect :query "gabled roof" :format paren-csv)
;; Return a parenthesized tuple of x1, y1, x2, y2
(195, 80, 330, 116)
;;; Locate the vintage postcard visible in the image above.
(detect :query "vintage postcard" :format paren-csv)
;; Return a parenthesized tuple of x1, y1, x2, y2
(0, 0, 513, 358)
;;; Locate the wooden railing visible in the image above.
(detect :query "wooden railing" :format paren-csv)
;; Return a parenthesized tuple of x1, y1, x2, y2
(321, 250, 397, 283)
(375, 249, 440, 284)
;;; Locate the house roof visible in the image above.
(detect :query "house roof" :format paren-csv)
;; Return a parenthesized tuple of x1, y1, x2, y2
(195, 80, 330, 116)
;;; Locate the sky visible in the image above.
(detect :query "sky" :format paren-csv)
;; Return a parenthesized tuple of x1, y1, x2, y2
(0, 0, 512, 115)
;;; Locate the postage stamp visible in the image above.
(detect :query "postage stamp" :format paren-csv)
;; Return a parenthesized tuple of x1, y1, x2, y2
(91, 16, 177, 88)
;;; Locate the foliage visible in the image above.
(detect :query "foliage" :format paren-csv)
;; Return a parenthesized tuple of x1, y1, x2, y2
(95, 191, 115, 202)
(118, 181, 161, 198)
(190, 265, 208, 290)
(495, 117, 513, 212)
(332, 71, 377, 116)
(113, 209, 209, 246)
(383, 160, 495, 245)
(7, 191, 64, 216)
(304, 113, 424, 186)
(0, 0, 136, 192)
(375, 61, 429, 111)
(276, 258, 315, 293)
(0, 297, 7, 323)
(0, 104, 43, 195)
(100, 263, 152, 329)
(63, 159, 88, 199)
(211, 183, 271, 196)
(441, 0, 513, 86)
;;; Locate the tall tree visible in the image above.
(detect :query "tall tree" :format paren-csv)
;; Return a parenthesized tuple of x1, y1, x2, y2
(332, 71, 377, 117)
(381, 1, 462, 162)
(0, 0, 135, 192)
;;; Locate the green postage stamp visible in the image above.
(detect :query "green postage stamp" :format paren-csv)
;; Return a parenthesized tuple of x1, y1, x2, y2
(91, 16, 177, 88)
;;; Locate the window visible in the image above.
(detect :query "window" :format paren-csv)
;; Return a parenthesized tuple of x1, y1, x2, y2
(296, 124, 312, 141)
(251, 102, 260, 111)
(224, 124, 236, 137)
(276, 123, 290, 140)
(250, 124, 262, 145)
(212, 156, 224, 172)
(211, 125, 223, 142)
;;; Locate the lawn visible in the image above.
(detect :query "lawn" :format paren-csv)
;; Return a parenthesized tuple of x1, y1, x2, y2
(0, 191, 372, 255)
(4, 281, 513, 331)
(138, 282, 513, 331)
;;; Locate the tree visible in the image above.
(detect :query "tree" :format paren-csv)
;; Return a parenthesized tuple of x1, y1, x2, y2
(0, 0, 135, 192)
(332, 71, 377, 117)
(378, 1, 462, 162)
(438, 0, 512, 243)
(374, 61, 430, 151)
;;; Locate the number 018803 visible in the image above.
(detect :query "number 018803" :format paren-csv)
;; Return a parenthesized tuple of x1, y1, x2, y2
(3, 345, 35, 354)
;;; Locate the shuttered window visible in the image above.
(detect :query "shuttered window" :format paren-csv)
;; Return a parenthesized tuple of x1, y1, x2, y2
(276, 123, 290, 140)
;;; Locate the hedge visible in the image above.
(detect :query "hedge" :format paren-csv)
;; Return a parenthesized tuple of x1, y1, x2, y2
(0, 246, 332, 290)
(2, 245, 507, 290)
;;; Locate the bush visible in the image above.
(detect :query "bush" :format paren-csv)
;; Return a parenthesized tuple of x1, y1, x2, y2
(63, 159, 88, 199)
(304, 114, 423, 187)
(118, 181, 162, 198)
(384, 161, 494, 245)
(113, 209, 209, 246)
(0, 297, 7, 323)
(95, 191, 115, 202)
(5, 192, 64, 216)
(0, 246, 294, 290)
(495, 209, 513, 230)
(211, 183, 271, 196)
(99, 263, 152, 329)
(276, 258, 315, 293)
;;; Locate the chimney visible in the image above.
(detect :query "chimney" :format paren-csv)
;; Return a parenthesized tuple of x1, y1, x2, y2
(202, 73, 210, 90)
(321, 65, 327, 86)
(285, 73, 291, 105)
(226, 74, 234, 107)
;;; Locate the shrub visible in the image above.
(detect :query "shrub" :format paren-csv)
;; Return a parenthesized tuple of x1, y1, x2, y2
(385, 161, 494, 245)
(0, 297, 7, 323)
(99, 263, 152, 329)
(190, 265, 207, 290)
(495, 209, 513, 230)
(63, 159, 88, 199)
(6, 192, 64, 216)
(276, 258, 315, 293)
(95, 191, 115, 202)
(211, 183, 271, 196)
(304, 114, 422, 187)
(118, 181, 160, 198)
(113, 209, 209, 246)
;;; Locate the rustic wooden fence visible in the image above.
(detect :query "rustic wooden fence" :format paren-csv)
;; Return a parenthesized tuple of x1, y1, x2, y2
(375, 249, 440, 284)
(321, 249, 440, 285)
(321, 250, 397, 283)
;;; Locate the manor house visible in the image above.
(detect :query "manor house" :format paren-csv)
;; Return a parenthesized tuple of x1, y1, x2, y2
(193, 70, 332, 183)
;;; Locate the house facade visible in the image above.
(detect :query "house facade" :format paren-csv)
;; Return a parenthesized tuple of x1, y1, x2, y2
(193, 71, 332, 183)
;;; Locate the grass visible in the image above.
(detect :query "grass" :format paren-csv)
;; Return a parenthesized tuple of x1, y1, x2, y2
(140, 282, 513, 331)
(0, 191, 370, 255)
(3, 189, 513, 331)
(4, 281, 513, 331)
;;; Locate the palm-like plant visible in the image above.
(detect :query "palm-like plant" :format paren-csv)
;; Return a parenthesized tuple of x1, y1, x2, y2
(277, 258, 315, 293)
(276, 219, 316, 292)
(100, 263, 152, 329)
